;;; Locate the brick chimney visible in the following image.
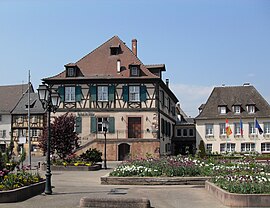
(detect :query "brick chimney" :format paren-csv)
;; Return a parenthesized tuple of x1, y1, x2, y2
(132, 39, 137, 56)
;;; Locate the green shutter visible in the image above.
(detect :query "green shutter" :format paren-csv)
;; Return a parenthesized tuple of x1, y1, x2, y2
(108, 117, 115, 133)
(140, 85, 147, 102)
(75, 117, 82, 133)
(108, 85, 115, 101)
(122, 86, 129, 102)
(75, 86, 82, 102)
(90, 116, 97, 133)
(90, 86, 97, 101)
(57, 86, 65, 102)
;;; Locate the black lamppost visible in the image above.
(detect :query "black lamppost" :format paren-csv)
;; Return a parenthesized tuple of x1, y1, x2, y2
(37, 84, 60, 195)
(103, 120, 109, 169)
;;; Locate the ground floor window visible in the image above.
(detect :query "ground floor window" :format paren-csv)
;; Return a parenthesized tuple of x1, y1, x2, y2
(241, 143, 255, 152)
(206, 144, 212, 153)
(220, 143, 235, 152)
(261, 143, 270, 152)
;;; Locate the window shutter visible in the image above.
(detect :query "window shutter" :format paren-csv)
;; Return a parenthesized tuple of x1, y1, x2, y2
(90, 116, 97, 133)
(75, 117, 82, 133)
(57, 86, 65, 102)
(122, 86, 129, 102)
(108, 117, 115, 133)
(140, 85, 147, 102)
(108, 85, 115, 101)
(75, 86, 82, 102)
(90, 86, 97, 101)
(161, 118, 164, 134)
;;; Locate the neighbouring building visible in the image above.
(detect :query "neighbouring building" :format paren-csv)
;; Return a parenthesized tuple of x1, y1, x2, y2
(41, 36, 178, 160)
(0, 84, 32, 152)
(172, 104, 196, 155)
(195, 84, 270, 154)
(11, 91, 45, 156)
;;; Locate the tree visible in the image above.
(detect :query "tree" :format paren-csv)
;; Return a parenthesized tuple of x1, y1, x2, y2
(198, 140, 206, 158)
(38, 113, 80, 159)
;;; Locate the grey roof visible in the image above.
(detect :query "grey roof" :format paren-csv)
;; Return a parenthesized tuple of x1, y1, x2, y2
(0, 84, 32, 114)
(11, 92, 45, 114)
(196, 85, 270, 119)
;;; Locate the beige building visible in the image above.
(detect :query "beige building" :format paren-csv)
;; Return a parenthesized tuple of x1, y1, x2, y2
(42, 36, 178, 160)
(195, 84, 270, 154)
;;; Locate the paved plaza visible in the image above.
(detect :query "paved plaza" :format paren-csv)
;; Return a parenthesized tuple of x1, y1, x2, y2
(0, 160, 231, 208)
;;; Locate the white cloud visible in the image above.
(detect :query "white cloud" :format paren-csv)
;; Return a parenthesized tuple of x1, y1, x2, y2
(170, 84, 213, 117)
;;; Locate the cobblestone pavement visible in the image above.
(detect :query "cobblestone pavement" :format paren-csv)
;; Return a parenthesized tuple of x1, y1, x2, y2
(0, 161, 229, 208)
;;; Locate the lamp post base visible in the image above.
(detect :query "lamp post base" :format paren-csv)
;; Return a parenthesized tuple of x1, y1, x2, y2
(45, 172, 52, 195)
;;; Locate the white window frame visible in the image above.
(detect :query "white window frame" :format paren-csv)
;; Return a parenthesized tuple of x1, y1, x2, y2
(206, 144, 212, 153)
(249, 122, 256, 134)
(220, 123, 226, 136)
(234, 123, 241, 135)
(97, 117, 108, 133)
(261, 143, 270, 153)
(247, 105, 255, 114)
(220, 143, 235, 153)
(234, 106, 241, 114)
(97, 86, 108, 101)
(220, 106, 226, 114)
(241, 143, 255, 152)
(67, 68, 75, 77)
(206, 124, 214, 136)
(264, 122, 270, 134)
(65, 86, 75, 102)
(31, 129, 38, 137)
(129, 86, 140, 102)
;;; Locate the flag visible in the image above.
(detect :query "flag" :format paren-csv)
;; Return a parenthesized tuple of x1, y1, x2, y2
(226, 119, 232, 136)
(240, 118, 243, 136)
(255, 119, 263, 134)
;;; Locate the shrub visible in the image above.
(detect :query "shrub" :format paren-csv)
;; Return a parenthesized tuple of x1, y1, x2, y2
(79, 148, 102, 164)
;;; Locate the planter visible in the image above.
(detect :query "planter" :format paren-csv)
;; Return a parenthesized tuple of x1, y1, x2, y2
(41, 164, 101, 171)
(205, 181, 270, 207)
(101, 175, 210, 185)
(0, 181, 45, 203)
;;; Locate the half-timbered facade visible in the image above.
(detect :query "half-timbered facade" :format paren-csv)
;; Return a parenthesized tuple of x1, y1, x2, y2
(11, 91, 45, 156)
(0, 84, 32, 152)
(42, 36, 178, 160)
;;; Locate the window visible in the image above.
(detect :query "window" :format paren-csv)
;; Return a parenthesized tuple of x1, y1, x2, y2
(31, 116, 38, 124)
(183, 129, 187, 137)
(110, 47, 120, 55)
(0, 130, 6, 138)
(176, 129, 181, 137)
(0, 115, 2, 122)
(65, 87, 75, 102)
(67, 68, 75, 77)
(206, 124, 214, 136)
(189, 129, 194, 137)
(247, 105, 255, 114)
(219, 106, 226, 114)
(241, 143, 255, 152)
(234, 106, 241, 114)
(97, 117, 108, 133)
(129, 86, 140, 102)
(234, 123, 241, 135)
(18, 129, 26, 137)
(161, 91, 165, 106)
(206, 144, 212, 153)
(264, 122, 270, 134)
(31, 129, 38, 137)
(249, 122, 256, 134)
(261, 143, 270, 152)
(220, 123, 226, 135)
(131, 67, 139, 76)
(220, 143, 235, 152)
(97, 86, 108, 101)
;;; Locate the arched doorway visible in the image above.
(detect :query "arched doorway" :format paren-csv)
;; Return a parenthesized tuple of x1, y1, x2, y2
(118, 143, 130, 161)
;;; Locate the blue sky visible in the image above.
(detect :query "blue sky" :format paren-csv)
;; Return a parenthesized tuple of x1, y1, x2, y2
(0, 0, 269, 117)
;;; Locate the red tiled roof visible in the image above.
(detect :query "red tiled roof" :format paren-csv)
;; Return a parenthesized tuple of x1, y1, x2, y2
(44, 36, 159, 81)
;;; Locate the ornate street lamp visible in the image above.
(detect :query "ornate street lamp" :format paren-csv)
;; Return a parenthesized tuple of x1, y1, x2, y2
(102, 120, 109, 169)
(37, 84, 60, 195)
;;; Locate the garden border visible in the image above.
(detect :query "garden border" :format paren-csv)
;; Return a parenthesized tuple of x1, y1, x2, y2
(0, 181, 45, 203)
(41, 164, 102, 171)
(205, 180, 270, 207)
(101, 174, 210, 185)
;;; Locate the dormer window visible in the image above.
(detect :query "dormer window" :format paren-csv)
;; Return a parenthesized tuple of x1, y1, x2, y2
(247, 105, 255, 114)
(220, 106, 226, 114)
(131, 66, 139, 76)
(67, 67, 76, 77)
(234, 105, 241, 114)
